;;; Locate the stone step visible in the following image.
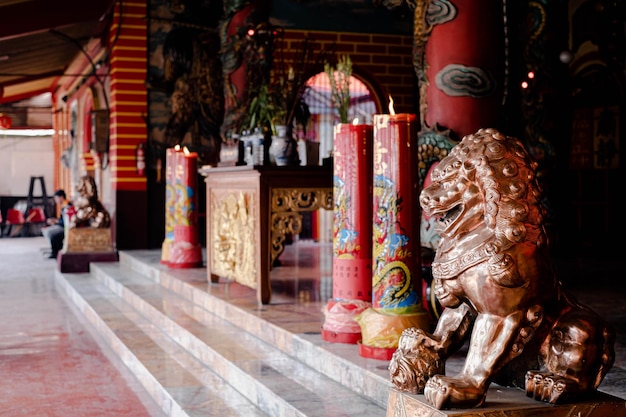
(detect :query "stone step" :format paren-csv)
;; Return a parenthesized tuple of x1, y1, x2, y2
(55, 250, 388, 417)
(117, 250, 391, 407)
(55, 270, 269, 417)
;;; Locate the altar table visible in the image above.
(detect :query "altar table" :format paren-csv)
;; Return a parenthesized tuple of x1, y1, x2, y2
(199, 165, 333, 304)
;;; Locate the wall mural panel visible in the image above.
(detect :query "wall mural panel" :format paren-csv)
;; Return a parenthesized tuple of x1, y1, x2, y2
(148, 0, 225, 167)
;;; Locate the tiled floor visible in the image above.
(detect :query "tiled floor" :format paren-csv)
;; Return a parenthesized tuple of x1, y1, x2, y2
(0, 236, 624, 417)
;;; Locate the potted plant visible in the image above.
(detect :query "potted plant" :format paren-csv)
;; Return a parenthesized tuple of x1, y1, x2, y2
(325, 54, 352, 124)
(243, 83, 281, 136)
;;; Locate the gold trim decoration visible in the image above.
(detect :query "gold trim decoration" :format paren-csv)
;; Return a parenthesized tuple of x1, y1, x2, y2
(269, 187, 333, 265)
(271, 188, 333, 212)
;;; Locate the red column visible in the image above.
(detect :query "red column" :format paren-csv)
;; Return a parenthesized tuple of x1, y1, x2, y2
(108, 0, 148, 191)
(422, 0, 505, 138)
(322, 123, 373, 344)
(414, 0, 505, 321)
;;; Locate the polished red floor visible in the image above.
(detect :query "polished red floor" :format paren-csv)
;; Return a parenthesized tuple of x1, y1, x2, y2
(0, 237, 163, 417)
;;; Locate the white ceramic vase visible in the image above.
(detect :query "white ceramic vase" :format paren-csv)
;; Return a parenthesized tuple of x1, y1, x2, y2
(269, 125, 290, 166)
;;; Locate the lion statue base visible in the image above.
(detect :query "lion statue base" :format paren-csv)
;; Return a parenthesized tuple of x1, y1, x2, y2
(388, 128, 615, 410)
(64, 227, 113, 253)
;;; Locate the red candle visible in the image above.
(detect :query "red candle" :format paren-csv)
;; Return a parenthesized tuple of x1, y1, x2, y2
(161, 146, 181, 263)
(357, 112, 430, 360)
(322, 122, 374, 344)
(331, 123, 374, 300)
(371, 113, 420, 312)
(174, 147, 198, 227)
(169, 147, 202, 268)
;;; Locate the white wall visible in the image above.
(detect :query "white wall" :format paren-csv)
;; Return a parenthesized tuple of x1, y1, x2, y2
(0, 135, 54, 196)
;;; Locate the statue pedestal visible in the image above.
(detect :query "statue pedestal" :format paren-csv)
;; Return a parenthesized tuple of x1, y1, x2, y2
(57, 251, 118, 273)
(387, 387, 626, 417)
(58, 228, 117, 273)
(64, 228, 114, 253)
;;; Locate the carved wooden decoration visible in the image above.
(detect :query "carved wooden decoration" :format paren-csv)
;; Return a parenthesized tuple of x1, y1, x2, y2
(210, 190, 257, 289)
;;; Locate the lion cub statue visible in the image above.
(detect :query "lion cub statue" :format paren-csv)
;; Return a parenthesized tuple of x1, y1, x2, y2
(389, 128, 615, 409)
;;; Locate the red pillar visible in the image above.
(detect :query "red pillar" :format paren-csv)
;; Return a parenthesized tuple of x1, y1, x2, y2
(422, 0, 505, 138)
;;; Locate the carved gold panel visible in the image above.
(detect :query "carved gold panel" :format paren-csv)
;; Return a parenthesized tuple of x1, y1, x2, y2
(209, 189, 257, 289)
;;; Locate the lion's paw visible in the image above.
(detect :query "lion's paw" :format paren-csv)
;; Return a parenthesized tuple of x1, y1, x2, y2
(525, 371, 573, 403)
(424, 375, 486, 410)
(389, 328, 444, 394)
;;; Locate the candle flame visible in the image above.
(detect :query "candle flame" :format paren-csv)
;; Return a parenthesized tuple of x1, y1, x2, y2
(352, 118, 359, 125)
(183, 146, 190, 155)
(174, 144, 181, 151)
(388, 95, 395, 115)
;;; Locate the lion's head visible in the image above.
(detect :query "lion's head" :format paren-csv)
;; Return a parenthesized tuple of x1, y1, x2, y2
(76, 175, 99, 204)
(71, 175, 110, 228)
(419, 128, 548, 284)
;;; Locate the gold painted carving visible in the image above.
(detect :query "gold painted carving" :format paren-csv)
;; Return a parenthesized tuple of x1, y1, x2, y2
(210, 190, 256, 288)
(270, 187, 332, 265)
(271, 188, 333, 212)
(64, 228, 113, 253)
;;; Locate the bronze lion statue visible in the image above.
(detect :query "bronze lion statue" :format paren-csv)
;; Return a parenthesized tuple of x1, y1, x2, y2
(389, 128, 615, 409)
(70, 175, 111, 228)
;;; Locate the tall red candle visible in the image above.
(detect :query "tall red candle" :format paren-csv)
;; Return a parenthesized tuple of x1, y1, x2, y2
(161, 146, 180, 263)
(371, 113, 421, 311)
(174, 148, 198, 227)
(357, 112, 430, 360)
(322, 123, 373, 344)
(169, 147, 202, 268)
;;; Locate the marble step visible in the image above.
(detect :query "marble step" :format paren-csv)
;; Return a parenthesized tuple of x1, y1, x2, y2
(90, 260, 387, 417)
(56, 255, 387, 417)
(55, 270, 269, 417)
(116, 249, 391, 408)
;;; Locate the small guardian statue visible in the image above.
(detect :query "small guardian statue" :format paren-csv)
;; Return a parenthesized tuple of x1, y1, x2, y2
(64, 175, 113, 253)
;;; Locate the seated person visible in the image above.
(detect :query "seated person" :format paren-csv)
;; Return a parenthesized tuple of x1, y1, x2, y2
(41, 189, 72, 259)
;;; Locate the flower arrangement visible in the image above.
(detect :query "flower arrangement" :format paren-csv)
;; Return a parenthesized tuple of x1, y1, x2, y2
(324, 54, 352, 124)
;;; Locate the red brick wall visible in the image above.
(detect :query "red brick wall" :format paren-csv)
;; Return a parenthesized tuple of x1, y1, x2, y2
(279, 29, 416, 114)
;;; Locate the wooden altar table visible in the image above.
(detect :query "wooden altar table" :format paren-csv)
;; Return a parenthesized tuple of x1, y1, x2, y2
(199, 165, 333, 304)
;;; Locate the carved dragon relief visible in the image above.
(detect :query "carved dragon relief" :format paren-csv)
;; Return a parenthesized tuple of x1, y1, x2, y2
(389, 128, 615, 410)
